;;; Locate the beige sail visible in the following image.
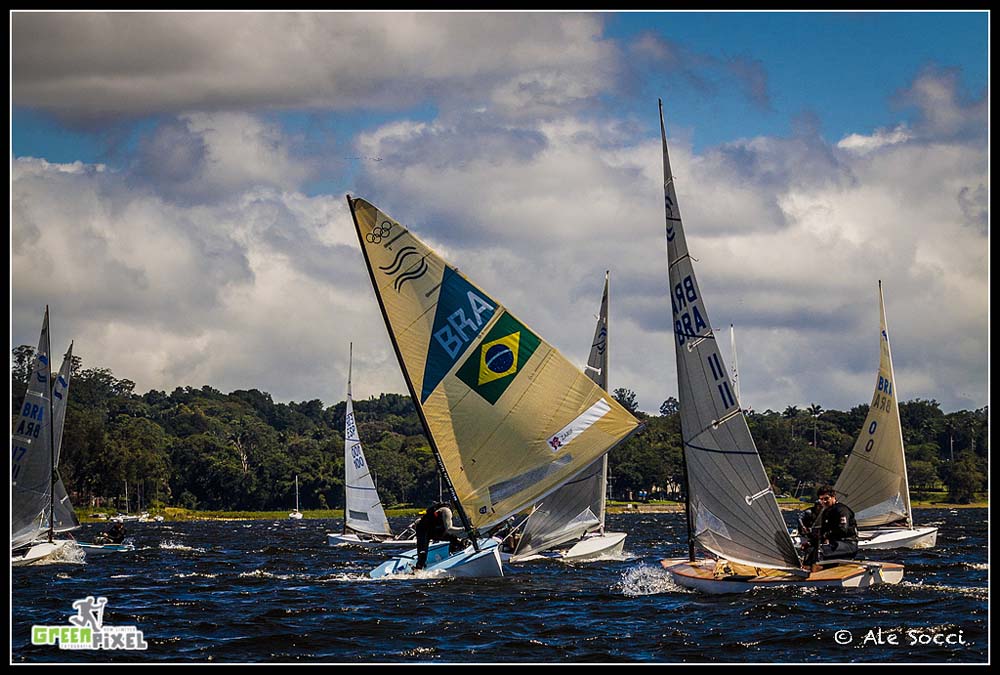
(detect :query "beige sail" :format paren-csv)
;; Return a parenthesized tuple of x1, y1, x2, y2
(834, 281, 912, 527)
(348, 197, 640, 533)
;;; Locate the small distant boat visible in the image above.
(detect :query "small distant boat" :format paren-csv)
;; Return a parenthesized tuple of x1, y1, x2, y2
(12, 309, 81, 566)
(79, 541, 135, 555)
(289, 476, 304, 520)
(831, 282, 938, 550)
(653, 99, 903, 593)
(348, 196, 642, 578)
(327, 344, 415, 548)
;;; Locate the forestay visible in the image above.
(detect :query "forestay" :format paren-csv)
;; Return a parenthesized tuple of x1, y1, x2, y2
(349, 197, 640, 534)
(834, 282, 912, 527)
(660, 101, 800, 570)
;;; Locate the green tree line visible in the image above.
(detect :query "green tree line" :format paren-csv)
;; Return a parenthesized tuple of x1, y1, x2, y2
(11, 346, 988, 512)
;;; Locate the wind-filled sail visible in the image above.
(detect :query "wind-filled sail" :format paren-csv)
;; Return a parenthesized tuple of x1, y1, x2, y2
(50, 344, 81, 534)
(834, 282, 912, 528)
(343, 348, 393, 537)
(660, 102, 800, 570)
(12, 309, 55, 550)
(513, 272, 611, 560)
(349, 197, 640, 534)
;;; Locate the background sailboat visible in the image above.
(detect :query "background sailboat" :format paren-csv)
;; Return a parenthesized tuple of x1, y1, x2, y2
(327, 343, 415, 548)
(12, 308, 81, 566)
(652, 100, 902, 592)
(288, 475, 304, 519)
(510, 271, 628, 562)
(832, 281, 938, 549)
(348, 196, 642, 578)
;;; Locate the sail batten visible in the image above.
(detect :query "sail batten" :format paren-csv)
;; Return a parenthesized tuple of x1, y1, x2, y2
(661, 99, 800, 570)
(350, 197, 640, 535)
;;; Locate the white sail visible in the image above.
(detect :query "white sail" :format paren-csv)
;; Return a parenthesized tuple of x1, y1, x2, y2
(343, 344, 393, 537)
(50, 343, 81, 534)
(834, 282, 912, 528)
(513, 272, 611, 560)
(348, 196, 641, 541)
(660, 101, 800, 570)
(12, 308, 56, 550)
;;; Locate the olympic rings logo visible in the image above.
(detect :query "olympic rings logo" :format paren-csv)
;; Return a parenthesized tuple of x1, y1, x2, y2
(366, 221, 392, 244)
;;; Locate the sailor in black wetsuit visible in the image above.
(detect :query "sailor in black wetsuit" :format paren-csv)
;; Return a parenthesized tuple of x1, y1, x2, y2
(801, 485, 858, 568)
(413, 502, 467, 570)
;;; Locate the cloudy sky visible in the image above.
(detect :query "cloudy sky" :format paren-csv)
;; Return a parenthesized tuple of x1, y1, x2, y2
(11, 11, 988, 415)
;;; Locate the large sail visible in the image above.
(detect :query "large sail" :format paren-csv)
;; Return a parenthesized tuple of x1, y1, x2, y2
(513, 272, 611, 559)
(349, 197, 641, 534)
(660, 101, 800, 570)
(50, 343, 81, 533)
(343, 345, 393, 537)
(834, 282, 912, 527)
(12, 308, 55, 550)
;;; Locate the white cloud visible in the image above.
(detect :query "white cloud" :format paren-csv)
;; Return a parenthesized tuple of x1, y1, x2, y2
(837, 124, 912, 154)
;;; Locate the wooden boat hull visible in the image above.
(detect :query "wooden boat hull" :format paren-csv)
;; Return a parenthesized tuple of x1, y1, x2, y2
(660, 557, 904, 594)
(11, 539, 77, 566)
(369, 538, 503, 578)
(327, 532, 417, 549)
(858, 526, 938, 550)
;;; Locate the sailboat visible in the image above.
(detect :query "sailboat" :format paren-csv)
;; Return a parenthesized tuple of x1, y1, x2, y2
(831, 281, 938, 549)
(288, 475, 304, 519)
(653, 100, 903, 593)
(509, 271, 628, 563)
(347, 196, 642, 578)
(327, 343, 416, 548)
(12, 308, 82, 566)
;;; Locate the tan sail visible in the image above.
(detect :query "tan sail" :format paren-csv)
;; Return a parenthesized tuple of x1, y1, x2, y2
(349, 197, 640, 533)
(834, 281, 912, 527)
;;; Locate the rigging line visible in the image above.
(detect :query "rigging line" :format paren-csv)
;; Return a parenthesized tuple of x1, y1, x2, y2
(684, 441, 757, 456)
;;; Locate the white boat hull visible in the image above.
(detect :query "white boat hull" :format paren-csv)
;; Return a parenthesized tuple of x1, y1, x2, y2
(11, 539, 78, 566)
(288, 512, 303, 520)
(858, 526, 938, 550)
(369, 538, 503, 578)
(513, 531, 628, 563)
(661, 558, 904, 594)
(327, 532, 417, 549)
(79, 542, 135, 555)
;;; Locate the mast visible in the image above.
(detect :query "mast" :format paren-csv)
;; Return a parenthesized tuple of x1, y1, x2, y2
(46, 306, 55, 543)
(881, 280, 913, 529)
(346, 195, 479, 549)
(344, 343, 351, 534)
(659, 100, 696, 562)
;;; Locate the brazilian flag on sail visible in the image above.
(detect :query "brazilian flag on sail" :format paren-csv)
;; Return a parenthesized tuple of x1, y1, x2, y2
(456, 311, 540, 405)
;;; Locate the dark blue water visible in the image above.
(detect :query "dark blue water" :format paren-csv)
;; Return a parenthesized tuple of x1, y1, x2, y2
(11, 508, 988, 663)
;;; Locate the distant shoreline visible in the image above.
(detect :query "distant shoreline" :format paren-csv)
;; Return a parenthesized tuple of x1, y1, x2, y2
(76, 501, 987, 523)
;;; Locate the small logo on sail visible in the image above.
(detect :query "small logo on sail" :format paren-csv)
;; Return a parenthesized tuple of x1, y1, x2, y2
(456, 312, 540, 405)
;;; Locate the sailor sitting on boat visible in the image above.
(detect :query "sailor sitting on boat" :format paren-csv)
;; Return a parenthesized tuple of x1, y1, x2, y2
(413, 502, 467, 570)
(800, 486, 858, 570)
(94, 521, 127, 545)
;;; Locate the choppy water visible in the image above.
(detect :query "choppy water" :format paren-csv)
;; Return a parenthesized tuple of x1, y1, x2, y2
(11, 508, 988, 663)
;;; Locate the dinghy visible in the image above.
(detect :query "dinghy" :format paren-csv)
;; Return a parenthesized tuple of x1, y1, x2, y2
(288, 475, 304, 519)
(327, 343, 416, 548)
(653, 100, 904, 593)
(348, 196, 642, 578)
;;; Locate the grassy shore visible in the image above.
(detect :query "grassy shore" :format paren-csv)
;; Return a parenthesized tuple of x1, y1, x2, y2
(76, 498, 986, 523)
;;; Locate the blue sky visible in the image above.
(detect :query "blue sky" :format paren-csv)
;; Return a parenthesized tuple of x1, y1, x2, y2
(11, 11, 989, 414)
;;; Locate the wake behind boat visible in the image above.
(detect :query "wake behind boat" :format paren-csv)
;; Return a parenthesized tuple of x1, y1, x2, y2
(653, 100, 903, 593)
(348, 196, 642, 578)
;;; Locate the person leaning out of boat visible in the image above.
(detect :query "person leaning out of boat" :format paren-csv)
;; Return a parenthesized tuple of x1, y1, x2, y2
(96, 520, 127, 545)
(413, 502, 467, 570)
(801, 486, 858, 569)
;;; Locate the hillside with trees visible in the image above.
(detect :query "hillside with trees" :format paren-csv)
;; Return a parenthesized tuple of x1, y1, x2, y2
(11, 347, 989, 513)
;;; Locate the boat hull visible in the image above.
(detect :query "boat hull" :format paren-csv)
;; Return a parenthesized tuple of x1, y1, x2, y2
(11, 539, 77, 566)
(514, 531, 628, 563)
(369, 538, 503, 578)
(858, 526, 938, 550)
(660, 558, 904, 594)
(79, 542, 135, 555)
(327, 532, 417, 549)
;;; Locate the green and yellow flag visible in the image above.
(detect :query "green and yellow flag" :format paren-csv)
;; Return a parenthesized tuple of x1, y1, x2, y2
(349, 196, 641, 532)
